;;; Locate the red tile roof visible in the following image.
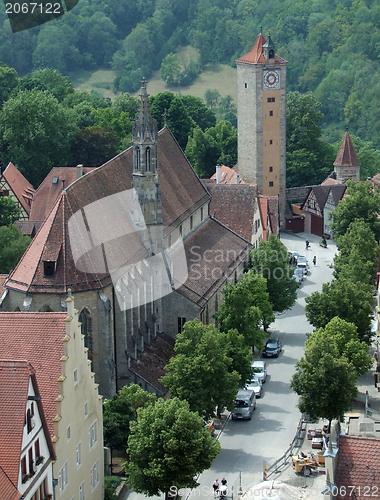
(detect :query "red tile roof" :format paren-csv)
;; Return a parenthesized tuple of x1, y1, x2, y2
(6, 127, 210, 294)
(0, 467, 20, 500)
(236, 33, 287, 65)
(334, 132, 361, 168)
(335, 435, 380, 499)
(208, 184, 257, 241)
(0, 360, 32, 486)
(2, 162, 34, 215)
(0, 313, 66, 438)
(30, 166, 97, 222)
(210, 165, 244, 185)
(174, 218, 251, 306)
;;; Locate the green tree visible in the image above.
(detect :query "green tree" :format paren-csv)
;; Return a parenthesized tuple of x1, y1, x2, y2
(306, 317, 372, 377)
(180, 95, 216, 131)
(250, 234, 298, 313)
(160, 320, 241, 420)
(215, 270, 274, 350)
(305, 279, 374, 344)
(286, 91, 335, 187)
(15, 68, 74, 103)
(0, 63, 18, 107)
(160, 53, 181, 85)
(103, 383, 156, 452)
(91, 107, 133, 145)
(0, 225, 31, 274)
(112, 93, 139, 120)
(70, 127, 119, 167)
(0, 197, 21, 226)
(125, 397, 220, 498)
(224, 328, 254, 386)
(290, 342, 358, 425)
(204, 89, 221, 111)
(0, 90, 76, 186)
(330, 180, 380, 241)
(333, 219, 379, 285)
(185, 126, 221, 178)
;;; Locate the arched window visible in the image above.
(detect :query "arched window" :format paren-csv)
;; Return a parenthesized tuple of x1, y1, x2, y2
(269, 49, 275, 59)
(136, 148, 141, 171)
(79, 309, 93, 361)
(39, 304, 53, 312)
(146, 147, 151, 172)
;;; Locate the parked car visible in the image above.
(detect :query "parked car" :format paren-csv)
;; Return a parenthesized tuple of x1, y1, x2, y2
(231, 388, 256, 420)
(262, 338, 282, 357)
(245, 378, 262, 398)
(293, 268, 303, 287)
(251, 360, 267, 383)
(296, 255, 308, 275)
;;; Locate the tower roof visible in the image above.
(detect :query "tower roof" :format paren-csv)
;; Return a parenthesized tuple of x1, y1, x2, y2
(236, 32, 287, 65)
(334, 131, 361, 168)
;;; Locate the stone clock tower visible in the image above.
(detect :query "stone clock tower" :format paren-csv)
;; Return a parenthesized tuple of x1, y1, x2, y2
(236, 31, 287, 226)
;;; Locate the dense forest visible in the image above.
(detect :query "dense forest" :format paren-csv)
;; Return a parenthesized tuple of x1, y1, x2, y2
(1, 0, 380, 146)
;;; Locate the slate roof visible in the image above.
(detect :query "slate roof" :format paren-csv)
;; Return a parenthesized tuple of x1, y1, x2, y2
(5, 127, 211, 295)
(0, 360, 32, 487)
(301, 185, 330, 212)
(209, 165, 244, 185)
(335, 435, 380, 499)
(0, 467, 20, 500)
(1, 162, 34, 215)
(129, 332, 175, 394)
(334, 132, 361, 168)
(236, 33, 287, 66)
(0, 313, 66, 438)
(174, 217, 251, 307)
(30, 166, 96, 223)
(329, 185, 347, 206)
(208, 184, 257, 241)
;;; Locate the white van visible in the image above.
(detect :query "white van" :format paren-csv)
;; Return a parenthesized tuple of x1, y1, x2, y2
(251, 360, 267, 383)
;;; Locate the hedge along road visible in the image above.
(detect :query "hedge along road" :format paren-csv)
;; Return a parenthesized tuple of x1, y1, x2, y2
(185, 231, 336, 499)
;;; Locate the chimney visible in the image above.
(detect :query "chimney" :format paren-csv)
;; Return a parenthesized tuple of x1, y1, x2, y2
(76, 164, 83, 179)
(216, 164, 221, 184)
(236, 173, 240, 184)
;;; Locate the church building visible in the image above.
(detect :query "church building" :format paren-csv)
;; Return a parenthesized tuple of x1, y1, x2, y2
(1, 80, 251, 398)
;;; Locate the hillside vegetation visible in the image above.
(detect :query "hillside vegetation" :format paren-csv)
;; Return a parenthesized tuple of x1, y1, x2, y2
(1, 0, 380, 146)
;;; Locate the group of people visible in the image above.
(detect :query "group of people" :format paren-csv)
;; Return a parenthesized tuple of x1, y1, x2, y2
(212, 478, 227, 498)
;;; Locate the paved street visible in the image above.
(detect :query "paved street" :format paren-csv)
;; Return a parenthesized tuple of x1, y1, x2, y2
(123, 231, 337, 500)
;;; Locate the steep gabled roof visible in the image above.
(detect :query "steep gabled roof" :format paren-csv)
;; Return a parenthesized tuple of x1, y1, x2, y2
(0, 467, 20, 500)
(329, 184, 347, 206)
(236, 33, 287, 65)
(209, 165, 244, 185)
(334, 132, 361, 168)
(0, 360, 31, 486)
(1, 162, 34, 214)
(174, 218, 251, 307)
(0, 313, 66, 438)
(335, 435, 380, 499)
(30, 166, 96, 222)
(301, 185, 330, 212)
(6, 127, 210, 294)
(208, 184, 257, 241)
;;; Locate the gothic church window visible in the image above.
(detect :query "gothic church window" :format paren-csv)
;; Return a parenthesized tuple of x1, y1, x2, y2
(136, 148, 141, 171)
(146, 148, 151, 172)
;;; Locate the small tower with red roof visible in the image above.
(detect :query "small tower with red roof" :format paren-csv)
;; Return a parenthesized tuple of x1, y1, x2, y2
(333, 129, 361, 183)
(236, 30, 287, 226)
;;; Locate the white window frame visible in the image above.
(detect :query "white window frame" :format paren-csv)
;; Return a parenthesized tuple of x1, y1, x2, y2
(88, 420, 98, 449)
(76, 442, 82, 468)
(73, 368, 78, 385)
(84, 401, 88, 419)
(67, 425, 71, 441)
(79, 481, 85, 500)
(90, 460, 99, 490)
(59, 461, 68, 492)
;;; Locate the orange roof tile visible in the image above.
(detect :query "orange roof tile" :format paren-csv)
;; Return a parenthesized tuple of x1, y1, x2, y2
(0, 313, 66, 438)
(334, 132, 361, 168)
(2, 162, 35, 214)
(335, 435, 380, 498)
(30, 166, 96, 222)
(236, 33, 287, 65)
(0, 467, 20, 500)
(210, 165, 245, 185)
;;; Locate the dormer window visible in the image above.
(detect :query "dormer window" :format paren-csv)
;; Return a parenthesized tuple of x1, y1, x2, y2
(43, 261, 56, 279)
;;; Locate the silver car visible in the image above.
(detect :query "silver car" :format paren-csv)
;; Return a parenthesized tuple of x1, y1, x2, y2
(231, 389, 256, 420)
(245, 378, 262, 398)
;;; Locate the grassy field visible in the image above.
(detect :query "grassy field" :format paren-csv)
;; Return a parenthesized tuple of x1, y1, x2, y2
(70, 61, 238, 105)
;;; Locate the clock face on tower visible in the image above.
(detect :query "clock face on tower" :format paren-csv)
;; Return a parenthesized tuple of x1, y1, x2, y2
(263, 69, 280, 90)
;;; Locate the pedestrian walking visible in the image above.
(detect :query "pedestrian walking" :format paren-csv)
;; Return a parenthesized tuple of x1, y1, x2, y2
(213, 479, 219, 497)
(305, 239, 309, 250)
(221, 478, 227, 486)
(313, 256, 316, 265)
